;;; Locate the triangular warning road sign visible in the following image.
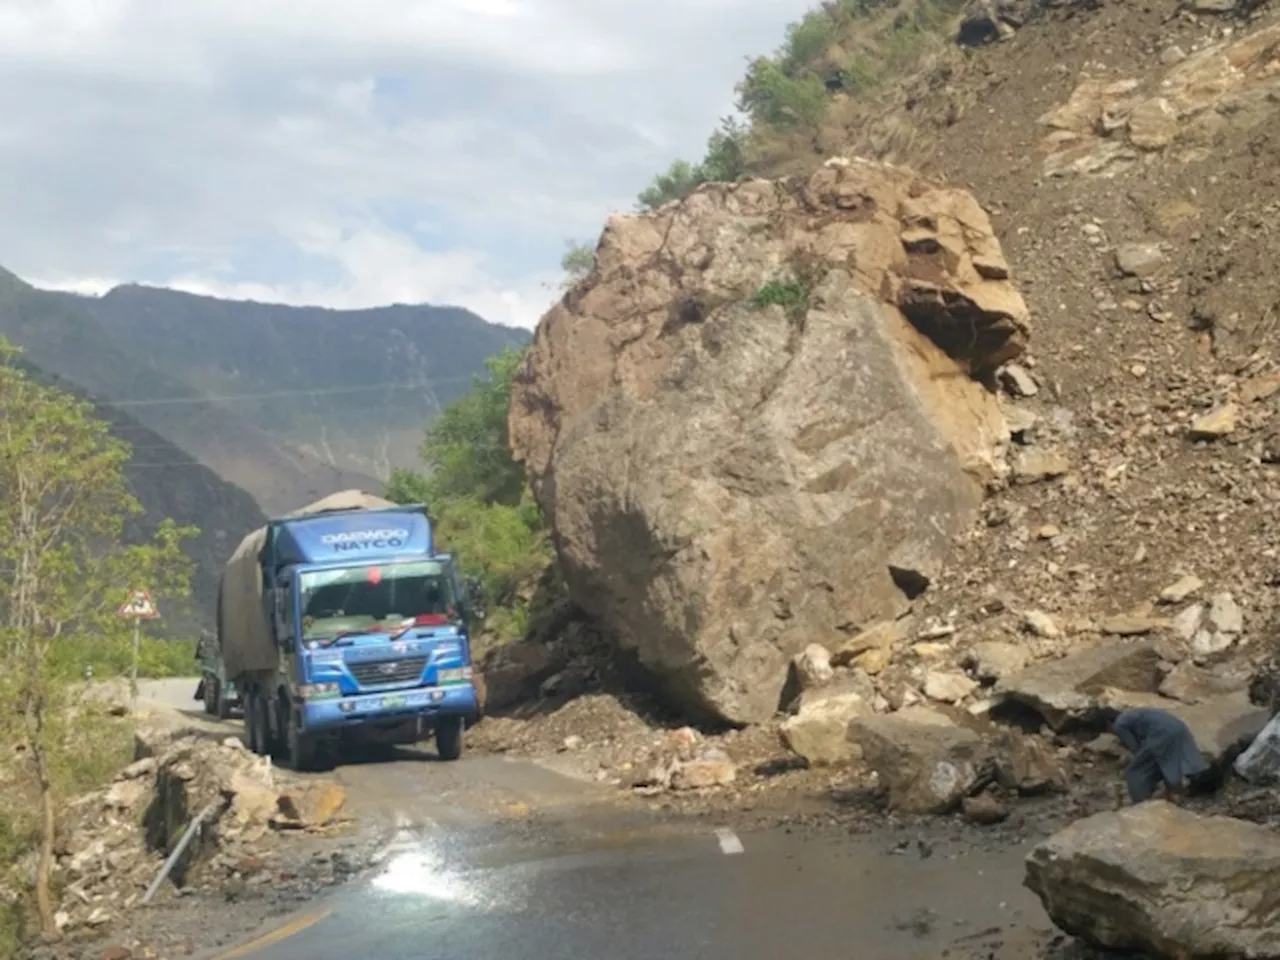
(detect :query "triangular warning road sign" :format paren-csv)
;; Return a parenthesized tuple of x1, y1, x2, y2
(117, 589, 159, 620)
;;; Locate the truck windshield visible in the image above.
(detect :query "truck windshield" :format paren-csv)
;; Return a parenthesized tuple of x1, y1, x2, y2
(298, 560, 456, 643)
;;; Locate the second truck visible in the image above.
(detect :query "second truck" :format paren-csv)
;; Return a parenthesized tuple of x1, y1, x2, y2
(216, 490, 481, 770)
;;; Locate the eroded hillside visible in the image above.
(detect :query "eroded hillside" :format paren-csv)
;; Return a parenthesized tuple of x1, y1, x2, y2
(480, 0, 1280, 802)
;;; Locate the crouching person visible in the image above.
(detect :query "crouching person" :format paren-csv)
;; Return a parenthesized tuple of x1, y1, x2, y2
(1099, 706, 1211, 804)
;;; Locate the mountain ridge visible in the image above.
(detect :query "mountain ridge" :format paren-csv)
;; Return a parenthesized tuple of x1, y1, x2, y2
(71, 282, 530, 481)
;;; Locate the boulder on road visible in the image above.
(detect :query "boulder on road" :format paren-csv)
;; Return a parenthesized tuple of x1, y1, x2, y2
(508, 158, 1029, 724)
(1025, 801, 1280, 958)
(994, 731, 1067, 795)
(994, 640, 1161, 730)
(849, 707, 990, 813)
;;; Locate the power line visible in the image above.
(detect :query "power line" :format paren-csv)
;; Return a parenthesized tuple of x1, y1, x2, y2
(106, 374, 485, 408)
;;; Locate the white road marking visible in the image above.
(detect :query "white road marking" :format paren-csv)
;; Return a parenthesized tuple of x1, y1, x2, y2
(715, 828, 744, 855)
(372, 811, 436, 862)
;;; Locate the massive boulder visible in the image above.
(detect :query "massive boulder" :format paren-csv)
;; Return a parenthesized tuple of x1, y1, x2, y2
(1026, 802, 1280, 958)
(509, 158, 1030, 723)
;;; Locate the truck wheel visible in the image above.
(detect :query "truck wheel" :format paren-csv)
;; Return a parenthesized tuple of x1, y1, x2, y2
(202, 677, 219, 716)
(246, 690, 268, 755)
(242, 689, 257, 751)
(284, 704, 318, 772)
(215, 684, 232, 721)
(435, 716, 463, 761)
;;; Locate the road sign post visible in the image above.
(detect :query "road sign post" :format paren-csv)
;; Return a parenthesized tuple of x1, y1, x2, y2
(117, 589, 160, 706)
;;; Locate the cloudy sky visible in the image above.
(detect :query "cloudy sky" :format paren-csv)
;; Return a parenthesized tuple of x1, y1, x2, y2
(0, 0, 817, 330)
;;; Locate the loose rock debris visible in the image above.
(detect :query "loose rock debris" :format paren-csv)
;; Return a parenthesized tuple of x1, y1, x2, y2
(21, 722, 357, 956)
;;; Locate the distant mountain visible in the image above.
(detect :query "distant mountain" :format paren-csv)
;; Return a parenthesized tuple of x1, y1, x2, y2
(73, 284, 531, 481)
(16, 358, 266, 635)
(0, 268, 375, 515)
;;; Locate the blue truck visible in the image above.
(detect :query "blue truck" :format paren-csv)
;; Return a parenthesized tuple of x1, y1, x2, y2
(216, 490, 481, 770)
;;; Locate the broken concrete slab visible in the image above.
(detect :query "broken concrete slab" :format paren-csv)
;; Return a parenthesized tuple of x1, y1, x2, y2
(1025, 802, 1280, 958)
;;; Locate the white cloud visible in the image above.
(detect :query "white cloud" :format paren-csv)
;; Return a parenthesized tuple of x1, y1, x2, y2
(0, 0, 816, 330)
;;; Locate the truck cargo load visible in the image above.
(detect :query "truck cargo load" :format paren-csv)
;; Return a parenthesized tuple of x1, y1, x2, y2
(218, 489, 396, 678)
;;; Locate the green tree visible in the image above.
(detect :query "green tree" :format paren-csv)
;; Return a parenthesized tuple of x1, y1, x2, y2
(408, 345, 527, 507)
(638, 158, 704, 210)
(560, 240, 595, 287)
(736, 56, 829, 129)
(700, 118, 749, 183)
(384, 345, 552, 644)
(637, 119, 750, 210)
(0, 338, 194, 936)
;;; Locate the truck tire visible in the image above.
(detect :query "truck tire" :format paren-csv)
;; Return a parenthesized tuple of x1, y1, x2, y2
(435, 716, 463, 761)
(202, 677, 217, 715)
(246, 690, 269, 756)
(283, 703, 318, 772)
(216, 686, 232, 721)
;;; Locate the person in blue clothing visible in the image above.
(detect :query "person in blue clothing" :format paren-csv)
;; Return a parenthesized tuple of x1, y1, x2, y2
(1098, 706, 1211, 803)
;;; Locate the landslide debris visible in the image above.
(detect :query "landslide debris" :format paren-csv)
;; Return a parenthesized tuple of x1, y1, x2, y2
(25, 723, 354, 956)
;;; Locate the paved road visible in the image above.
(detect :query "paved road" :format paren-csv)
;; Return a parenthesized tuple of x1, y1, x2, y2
(130, 677, 623, 824)
(209, 811, 1052, 960)
(132, 680, 1054, 960)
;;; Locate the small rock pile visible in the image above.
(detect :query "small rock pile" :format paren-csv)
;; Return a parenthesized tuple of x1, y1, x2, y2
(51, 726, 350, 937)
(627, 726, 738, 795)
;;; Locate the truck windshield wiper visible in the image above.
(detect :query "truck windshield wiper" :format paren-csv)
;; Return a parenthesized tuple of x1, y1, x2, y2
(315, 628, 377, 648)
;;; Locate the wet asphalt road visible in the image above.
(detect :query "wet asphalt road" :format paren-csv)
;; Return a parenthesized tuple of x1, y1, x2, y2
(213, 814, 1052, 960)
(132, 680, 1054, 960)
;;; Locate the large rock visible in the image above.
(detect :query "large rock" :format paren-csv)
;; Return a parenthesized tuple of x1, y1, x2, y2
(1025, 802, 1280, 958)
(781, 681, 874, 767)
(509, 158, 1029, 723)
(994, 640, 1162, 730)
(849, 707, 990, 813)
(1094, 687, 1267, 771)
(1173, 690, 1268, 769)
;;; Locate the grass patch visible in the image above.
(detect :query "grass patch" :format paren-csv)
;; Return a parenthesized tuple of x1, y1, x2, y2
(750, 278, 811, 317)
(749, 255, 829, 325)
(49, 632, 197, 680)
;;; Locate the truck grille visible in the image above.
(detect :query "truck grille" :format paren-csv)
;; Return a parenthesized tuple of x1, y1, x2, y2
(349, 656, 428, 687)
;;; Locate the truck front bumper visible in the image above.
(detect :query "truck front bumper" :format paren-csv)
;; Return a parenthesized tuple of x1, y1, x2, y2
(300, 682, 479, 734)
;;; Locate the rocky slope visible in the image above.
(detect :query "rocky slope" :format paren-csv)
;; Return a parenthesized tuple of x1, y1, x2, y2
(510, 159, 1029, 725)
(487, 0, 1280, 820)
(78, 284, 530, 481)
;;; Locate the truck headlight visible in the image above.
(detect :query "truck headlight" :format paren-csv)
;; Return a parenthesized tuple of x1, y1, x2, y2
(298, 682, 340, 700)
(436, 667, 472, 685)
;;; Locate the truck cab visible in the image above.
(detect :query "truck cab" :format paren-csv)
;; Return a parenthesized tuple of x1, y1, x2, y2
(243, 503, 480, 769)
